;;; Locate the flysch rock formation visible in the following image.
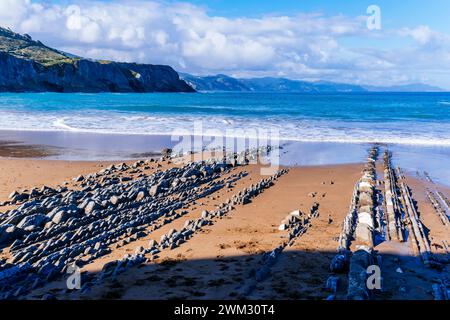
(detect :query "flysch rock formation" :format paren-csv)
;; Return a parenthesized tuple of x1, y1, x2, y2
(329, 146, 449, 300)
(0, 146, 284, 299)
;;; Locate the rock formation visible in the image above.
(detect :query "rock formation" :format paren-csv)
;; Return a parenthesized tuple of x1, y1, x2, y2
(0, 27, 194, 93)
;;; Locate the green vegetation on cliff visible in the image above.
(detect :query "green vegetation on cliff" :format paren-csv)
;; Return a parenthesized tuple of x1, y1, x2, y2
(0, 27, 76, 66)
(0, 27, 194, 93)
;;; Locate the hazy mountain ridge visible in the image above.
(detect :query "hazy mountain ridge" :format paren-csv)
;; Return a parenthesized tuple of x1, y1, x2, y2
(0, 27, 194, 93)
(181, 73, 444, 93)
(363, 83, 444, 92)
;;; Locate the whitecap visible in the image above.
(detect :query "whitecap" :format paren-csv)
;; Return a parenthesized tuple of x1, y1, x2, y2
(53, 118, 81, 131)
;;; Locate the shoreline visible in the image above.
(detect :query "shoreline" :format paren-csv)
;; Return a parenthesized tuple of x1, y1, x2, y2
(2, 128, 450, 147)
(1, 129, 450, 186)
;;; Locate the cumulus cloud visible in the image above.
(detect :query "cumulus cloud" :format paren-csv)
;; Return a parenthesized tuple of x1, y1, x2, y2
(0, 0, 449, 88)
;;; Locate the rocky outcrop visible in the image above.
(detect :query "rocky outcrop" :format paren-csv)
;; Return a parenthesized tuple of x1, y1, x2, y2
(0, 52, 194, 93)
(0, 27, 194, 93)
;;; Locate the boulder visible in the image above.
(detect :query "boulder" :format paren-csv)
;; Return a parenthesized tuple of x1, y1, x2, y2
(355, 223, 374, 245)
(200, 166, 213, 177)
(9, 192, 29, 203)
(73, 175, 84, 182)
(8, 191, 19, 199)
(110, 195, 120, 206)
(84, 201, 101, 214)
(358, 192, 373, 207)
(278, 223, 287, 231)
(135, 190, 147, 201)
(51, 205, 80, 224)
(201, 210, 210, 219)
(289, 210, 302, 217)
(149, 179, 168, 196)
(17, 214, 49, 229)
(148, 239, 158, 248)
(135, 246, 145, 254)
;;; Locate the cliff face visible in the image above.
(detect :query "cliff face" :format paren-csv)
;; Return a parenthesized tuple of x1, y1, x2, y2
(0, 27, 194, 93)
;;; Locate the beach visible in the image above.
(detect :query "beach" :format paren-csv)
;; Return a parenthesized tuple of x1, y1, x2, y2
(0, 140, 448, 300)
(0, 91, 449, 301)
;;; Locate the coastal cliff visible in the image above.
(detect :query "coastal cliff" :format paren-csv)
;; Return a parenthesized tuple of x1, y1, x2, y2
(0, 27, 194, 93)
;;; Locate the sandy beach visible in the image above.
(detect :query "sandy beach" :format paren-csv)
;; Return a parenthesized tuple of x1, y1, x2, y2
(0, 142, 448, 300)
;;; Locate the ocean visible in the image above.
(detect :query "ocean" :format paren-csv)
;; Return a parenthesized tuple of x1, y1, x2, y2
(1, 92, 450, 145)
(1, 91, 450, 184)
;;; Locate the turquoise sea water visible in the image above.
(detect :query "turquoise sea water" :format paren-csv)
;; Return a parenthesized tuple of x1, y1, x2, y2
(1, 92, 450, 185)
(1, 92, 450, 145)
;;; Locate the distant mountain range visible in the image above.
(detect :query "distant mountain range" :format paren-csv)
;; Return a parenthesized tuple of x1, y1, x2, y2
(180, 73, 445, 93)
(0, 27, 193, 93)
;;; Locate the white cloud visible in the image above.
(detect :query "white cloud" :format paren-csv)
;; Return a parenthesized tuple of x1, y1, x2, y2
(0, 0, 449, 88)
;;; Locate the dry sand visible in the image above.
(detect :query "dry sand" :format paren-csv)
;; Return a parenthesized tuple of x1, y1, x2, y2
(0, 149, 449, 300)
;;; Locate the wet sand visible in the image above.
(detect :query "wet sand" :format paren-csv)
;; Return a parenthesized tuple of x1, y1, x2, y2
(2, 130, 450, 186)
(0, 141, 58, 158)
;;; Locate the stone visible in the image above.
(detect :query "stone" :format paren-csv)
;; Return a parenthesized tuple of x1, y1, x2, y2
(201, 210, 210, 219)
(135, 190, 147, 201)
(289, 210, 302, 217)
(358, 192, 373, 207)
(330, 251, 350, 273)
(150, 179, 169, 196)
(11, 192, 29, 203)
(166, 228, 176, 237)
(242, 196, 251, 205)
(183, 220, 193, 229)
(149, 185, 159, 196)
(85, 201, 101, 214)
(8, 191, 19, 199)
(357, 212, 374, 228)
(17, 214, 49, 229)
(135, 246, 145, 254)
(358, 181, 373, 193)
(110, 195, 120, 206)
(52, 210, 73, 224)
(354, 223, 373, 244)
(73, 175, 84, 182)
(148, 239, 158, 248)
(0, 224, 23, 243)
(200, 166, 213, 177)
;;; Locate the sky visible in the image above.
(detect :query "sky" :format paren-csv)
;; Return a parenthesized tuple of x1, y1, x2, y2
(1, 0, 450, 89)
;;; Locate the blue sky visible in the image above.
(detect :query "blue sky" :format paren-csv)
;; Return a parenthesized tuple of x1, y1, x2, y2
(1, 0, 450, 88)
(185, 0, 450, 28)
